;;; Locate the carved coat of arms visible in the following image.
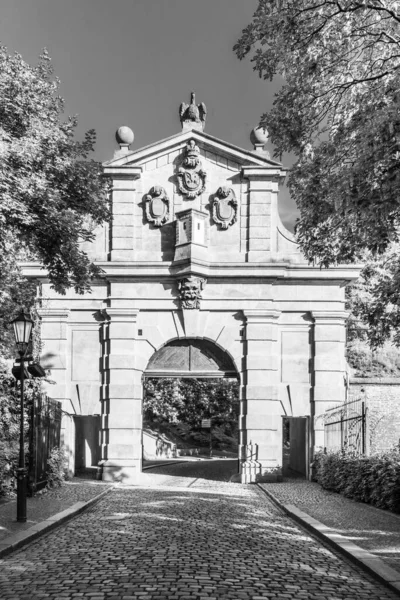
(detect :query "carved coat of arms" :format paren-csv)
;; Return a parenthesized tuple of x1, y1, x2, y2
(144, 186, 170, 227)
(212, 186, 238, 229)
(178, 275, 207, 310)
(177, 140, 207, 200)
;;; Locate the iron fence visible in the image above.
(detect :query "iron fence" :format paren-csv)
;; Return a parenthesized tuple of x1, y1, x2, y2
(323, 397, 367, 455)
(28, 394, 62, 494)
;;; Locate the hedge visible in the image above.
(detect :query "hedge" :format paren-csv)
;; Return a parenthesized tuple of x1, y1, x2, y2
(313, 447, 400, 513)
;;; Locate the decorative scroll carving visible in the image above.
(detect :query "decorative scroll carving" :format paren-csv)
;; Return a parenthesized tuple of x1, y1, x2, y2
(144, 186, 170, 227)
(212, 186, 238, 229)
(177, 140, 207, 200)
(179, 91, 207, 132)
(178, 275, 207, 310)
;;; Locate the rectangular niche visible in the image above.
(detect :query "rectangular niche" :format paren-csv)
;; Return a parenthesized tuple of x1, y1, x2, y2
(281, 330, 310, 383)
(72, 329, 100, 382)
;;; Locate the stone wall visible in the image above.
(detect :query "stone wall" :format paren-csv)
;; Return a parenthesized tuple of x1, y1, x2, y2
(349, 378, 400, 453)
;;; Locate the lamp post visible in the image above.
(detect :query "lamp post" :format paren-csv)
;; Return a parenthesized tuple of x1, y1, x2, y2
(11, 309, 33, 523)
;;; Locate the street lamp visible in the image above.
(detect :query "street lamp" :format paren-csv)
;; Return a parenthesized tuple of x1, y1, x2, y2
(11, 309, 33, 523)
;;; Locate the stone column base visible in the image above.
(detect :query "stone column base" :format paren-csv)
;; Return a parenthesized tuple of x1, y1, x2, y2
(240, 460, 262, 484)
(101, 459, 140, 484)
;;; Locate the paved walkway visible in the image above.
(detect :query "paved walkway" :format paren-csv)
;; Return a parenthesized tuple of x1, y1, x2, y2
(0, 478, 111, 541)
(0, 476, 399, 599)
(262, 478, 400, 573)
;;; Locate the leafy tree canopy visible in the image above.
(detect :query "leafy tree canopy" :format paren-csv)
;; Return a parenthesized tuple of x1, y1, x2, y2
(0, 46, 109, 296)
(235, 1, 400, 266)
(143, 378, 239, 428)
(347, 242, 400, 346)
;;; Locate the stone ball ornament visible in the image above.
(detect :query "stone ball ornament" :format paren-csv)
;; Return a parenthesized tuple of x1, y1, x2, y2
(116, 126, 134, 147)
(250, 126, 269, 148)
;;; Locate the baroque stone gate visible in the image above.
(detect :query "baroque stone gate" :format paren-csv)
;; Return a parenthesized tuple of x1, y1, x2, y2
(24, 95, 359, 483)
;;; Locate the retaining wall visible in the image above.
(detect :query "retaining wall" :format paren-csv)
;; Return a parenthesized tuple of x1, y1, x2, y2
(349, 378, 400, 453)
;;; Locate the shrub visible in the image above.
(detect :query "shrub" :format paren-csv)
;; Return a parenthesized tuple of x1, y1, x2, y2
(0, 366, 31, 497)
(314, 448, 400, 513)
(0, 440, 18, 496)
(46, 445, 68, 488)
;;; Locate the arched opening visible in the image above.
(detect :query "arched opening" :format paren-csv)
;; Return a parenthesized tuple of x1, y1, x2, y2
(142, 338, 240, 480)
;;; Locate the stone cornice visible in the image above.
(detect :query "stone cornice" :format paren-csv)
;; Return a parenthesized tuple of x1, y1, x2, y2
(241, 165, 286, 180)
(20, 261, 361, 283)
(311, 310, 349, 323)
(350, 378, 400, 385)
(102, 166, 142, 179)
(102, 308, 139, 321)
(243, 309, 281, 322)
(37, 309, 70, 320)
(103, 129, 282, 169)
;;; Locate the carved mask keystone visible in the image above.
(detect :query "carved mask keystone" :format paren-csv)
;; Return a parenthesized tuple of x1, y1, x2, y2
(212, 186, 238, 229)
(144, 186, 170, 227)
(177, 139, 207, 200)
(178, 275, 207, 310)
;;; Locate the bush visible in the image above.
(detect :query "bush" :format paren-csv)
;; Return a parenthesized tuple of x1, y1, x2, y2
(0, 366, 31, 497)
(346, 338, 400, 377)
(46, 446, 68, 488)
(314, 448, 400, 513)
(0, 439, 18, 496)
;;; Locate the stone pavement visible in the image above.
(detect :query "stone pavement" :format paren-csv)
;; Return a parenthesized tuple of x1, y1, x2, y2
(0, 478, 112, 541)
(261, 478, 400, 573)
(0, 476, 399, 599)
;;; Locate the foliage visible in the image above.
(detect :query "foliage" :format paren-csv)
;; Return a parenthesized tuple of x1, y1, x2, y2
(235, 2, 400, 271)
(0, 46, 110, 296)
(314, 448, 400, 513)
(143, 377, 239, 426)
(0, 251, 37, 357)
(346, 243, 400, 347)
(346, 338, 400, 376)
(45, 445, 68, 488)
(0, 357, 38, 496)
(143, 378, 239, 448)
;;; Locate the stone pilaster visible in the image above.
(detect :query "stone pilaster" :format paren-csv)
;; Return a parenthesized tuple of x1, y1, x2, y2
(102, 308, 141, 483)
(242, 309, 281, 481)
(311, 311, 348, 451)
(103, 166, 142, 261)
(242, 166, 285, 262)
(37, 309, 74, 474)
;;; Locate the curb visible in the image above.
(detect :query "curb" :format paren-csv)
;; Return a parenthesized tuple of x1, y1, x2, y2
(257, 484, 400, 596)
(0, 485, 115, 559)
(142, 460, 190, 471)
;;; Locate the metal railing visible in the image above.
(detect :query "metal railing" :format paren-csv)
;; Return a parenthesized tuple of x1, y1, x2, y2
(323, 398, 367, 455)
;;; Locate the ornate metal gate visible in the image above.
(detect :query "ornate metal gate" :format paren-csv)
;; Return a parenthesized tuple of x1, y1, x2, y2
(323, 398, 367, 455)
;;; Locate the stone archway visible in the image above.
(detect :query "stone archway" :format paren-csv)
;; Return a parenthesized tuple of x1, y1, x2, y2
(142, 338, 240, 467)
(145, 338, 238, 379)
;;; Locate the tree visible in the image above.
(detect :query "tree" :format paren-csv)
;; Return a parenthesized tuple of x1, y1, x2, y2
(235, 2, 400, 267)
(143, 378, 239, 429)
(0, 46, 109, 297)
(347, 242, 400, 346)
(0, 247, 36, 357)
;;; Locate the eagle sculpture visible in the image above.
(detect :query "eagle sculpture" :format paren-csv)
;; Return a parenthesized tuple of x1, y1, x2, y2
(179, 92, 207, 131)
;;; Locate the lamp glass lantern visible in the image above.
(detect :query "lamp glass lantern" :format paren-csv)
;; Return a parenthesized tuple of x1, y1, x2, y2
(11, 310, 33, 355)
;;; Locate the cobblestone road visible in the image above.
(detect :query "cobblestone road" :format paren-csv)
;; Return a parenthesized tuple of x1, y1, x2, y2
(0, 472, 398, 599)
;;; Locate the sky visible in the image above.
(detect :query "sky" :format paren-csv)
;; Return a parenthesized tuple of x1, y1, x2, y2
(0, 0, 298, 228)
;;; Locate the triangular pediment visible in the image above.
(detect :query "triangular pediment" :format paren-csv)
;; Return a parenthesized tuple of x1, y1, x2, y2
(103, 128, 282, 171)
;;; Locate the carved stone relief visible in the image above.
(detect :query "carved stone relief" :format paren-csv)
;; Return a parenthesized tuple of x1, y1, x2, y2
(178, 275, 207, 310)
(177, 139, 207, 200)
(144, 186, 170, 227)
(211, 186, 238, 229)
(179, 91, 207, 132)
